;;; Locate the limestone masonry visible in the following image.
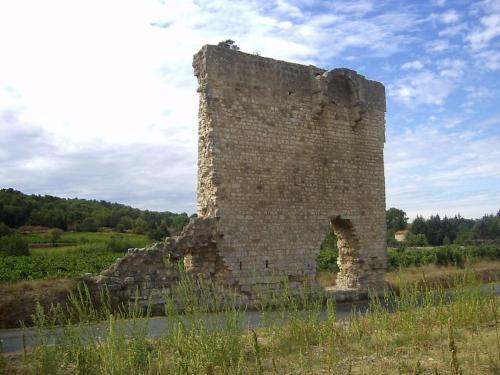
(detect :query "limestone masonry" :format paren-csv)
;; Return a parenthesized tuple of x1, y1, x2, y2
(87, 45, 388, 305)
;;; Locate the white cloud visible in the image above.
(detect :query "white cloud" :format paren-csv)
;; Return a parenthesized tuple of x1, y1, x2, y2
(476, 0, 500, 14)
(425, 39, 452, 52)
(0, 124, 197, 212)
(432, 0, 446, 7)
(440, 9, 460, 24)
(386, 114, 500, 218)
(329, 0, 374, 16)
(389, 70, 457, 106)
(462, 2, 500, 72)
(274, 0, 304, 19)
(465, 85, 495, 100)
(401, 60, 425, 70)
(0, 0, 423, 148)
(0, 0, 199, 149)
(438, 22, 468, 37)
(437, 58, 466, 78)
(466, 14, 500, 50)
(475, 49, 500, 70)
(462, 86, 495, 112)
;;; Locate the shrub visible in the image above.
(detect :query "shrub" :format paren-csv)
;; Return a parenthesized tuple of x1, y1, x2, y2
(105, 235, 136, 253)
(316, 229, 339, 272)
(387, 229, 401, 247)
(0, 222, 13, 237)
(78, 217, 98, 232)
(316, 247, 338, 272)
(0, 233, 30, 256)
(388, 244, 500, 269)
(49, 228, 63, 246)
(406, 233, 429, 247)
(148, 226, 170, 241)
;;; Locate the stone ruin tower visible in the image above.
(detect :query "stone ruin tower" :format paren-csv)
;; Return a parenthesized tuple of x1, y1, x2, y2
(192, 45, 387, 298)
(88, 45, 387, 305)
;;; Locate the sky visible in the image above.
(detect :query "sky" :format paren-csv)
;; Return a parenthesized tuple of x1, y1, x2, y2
(0, 0, 499, 219)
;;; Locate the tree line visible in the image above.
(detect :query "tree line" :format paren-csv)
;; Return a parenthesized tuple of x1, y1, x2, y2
(0, 188, 192, 240)
(386, 207, 500, 247)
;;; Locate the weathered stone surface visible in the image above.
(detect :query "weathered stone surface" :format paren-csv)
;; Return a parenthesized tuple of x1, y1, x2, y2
(87, 45, 387, 307)
(85, 217, 221, 307)
(193, 45, 387, 297)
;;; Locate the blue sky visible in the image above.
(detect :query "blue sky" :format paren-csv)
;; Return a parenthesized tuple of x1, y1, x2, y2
(0, 0, 499, 219)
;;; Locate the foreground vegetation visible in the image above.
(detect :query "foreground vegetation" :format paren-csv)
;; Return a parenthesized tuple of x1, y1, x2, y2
(1, 271, 499, 374)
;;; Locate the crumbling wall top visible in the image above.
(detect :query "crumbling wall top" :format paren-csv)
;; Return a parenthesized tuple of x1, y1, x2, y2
(193, 44, 386, 112)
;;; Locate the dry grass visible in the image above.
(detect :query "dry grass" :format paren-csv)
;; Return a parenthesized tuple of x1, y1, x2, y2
(2, 272, 499, 374)
(317, 270, 337, 287)
(250, 323, 500, 374)
(385, 260, 500, 291)
(317, 260, 500, 291)
(0, 279, 77, 329)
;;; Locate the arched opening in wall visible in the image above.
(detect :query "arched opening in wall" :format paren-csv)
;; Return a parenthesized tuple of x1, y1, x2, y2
(316, 216, 361, 289)
(316, 227, 338, 288)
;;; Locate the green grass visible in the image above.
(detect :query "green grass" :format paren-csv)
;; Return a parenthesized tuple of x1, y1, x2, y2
(23, 231, 150, 247)
(2, 271, 499, 374)
(30, 232, 150, 255)
(0, 231, 153, 282)
(0, 245, 123, 282)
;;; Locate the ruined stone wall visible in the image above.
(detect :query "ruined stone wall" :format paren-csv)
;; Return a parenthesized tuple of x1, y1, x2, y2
(88, 45, 387, 306)
(193, 45, 387, 296)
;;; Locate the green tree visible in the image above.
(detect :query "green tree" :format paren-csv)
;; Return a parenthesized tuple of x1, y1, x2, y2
(316, 229, 339, 271)
(118, 216, 134, 230)
(133, 218, 148, 234)
(0, 188, 193, 236)
(406, 233, 429, 247)
(105, 235, 134, 253)
(411, 216, 426, 235)
(50, 228, 63, 246)
(0, 222, 12, 237)
(454, 225, 472, 245)
(426, 215, 443, 246)
(386, 228, 400, 247)
(148, 225, 171, 241)
(386, 208, 408, 231)
(170, 213, 189, 235)
(0, 233, 30, 256)
(79, 217, 98, 232)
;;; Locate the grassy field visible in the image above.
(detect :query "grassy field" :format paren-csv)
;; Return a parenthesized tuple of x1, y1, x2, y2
(318, 259, 500, 290)
(0, 231, 152, 283)
(24, 231, 151, 251)
(0, 230, 153, 328)
(1, 271, 499, 374)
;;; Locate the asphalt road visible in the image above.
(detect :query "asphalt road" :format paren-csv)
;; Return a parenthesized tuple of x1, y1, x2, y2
(1, 283, 498, 354)
(0, 300, 370, 354)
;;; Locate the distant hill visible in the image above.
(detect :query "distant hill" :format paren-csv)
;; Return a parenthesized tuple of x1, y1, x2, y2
(0, 188, 193, 239)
